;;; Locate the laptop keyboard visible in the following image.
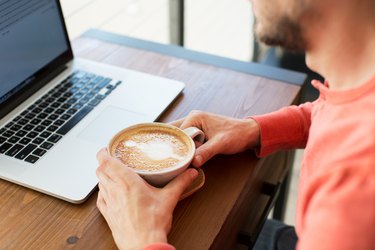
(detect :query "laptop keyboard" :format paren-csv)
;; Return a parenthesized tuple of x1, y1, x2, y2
(0, 71, 122, 164)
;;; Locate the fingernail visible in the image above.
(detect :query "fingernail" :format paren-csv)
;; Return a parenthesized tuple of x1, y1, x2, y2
(195, 155, 202, 166)
(189, 168, 199, 178)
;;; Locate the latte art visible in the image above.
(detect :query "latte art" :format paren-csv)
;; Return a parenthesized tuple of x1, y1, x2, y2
(114, 130, 190, 171)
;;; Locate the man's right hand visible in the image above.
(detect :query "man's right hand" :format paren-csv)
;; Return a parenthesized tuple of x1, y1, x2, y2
(170, 111, 260, 167)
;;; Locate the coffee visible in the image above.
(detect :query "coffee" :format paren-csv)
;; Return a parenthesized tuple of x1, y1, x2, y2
(114, 128, 191, 171)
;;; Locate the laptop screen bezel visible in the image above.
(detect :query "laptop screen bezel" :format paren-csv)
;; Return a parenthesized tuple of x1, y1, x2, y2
(0, 0, 74, 119)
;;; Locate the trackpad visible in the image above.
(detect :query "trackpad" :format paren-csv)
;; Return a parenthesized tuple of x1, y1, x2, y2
(78, 106, 151, 146)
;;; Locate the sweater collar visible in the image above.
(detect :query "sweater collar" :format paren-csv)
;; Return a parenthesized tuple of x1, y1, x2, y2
(311, 75, 375, 104)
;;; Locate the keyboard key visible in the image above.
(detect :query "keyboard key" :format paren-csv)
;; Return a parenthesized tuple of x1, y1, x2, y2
(56, 106, 93, 135)
(47, 134, 62, 143)
(25, 113, 35, 120)
(15, 130, 28, 137)
(44, 107, 55, 113)
(98, 78, 111, 88)
(34, 125, 46, 133)
(13, 116, 21, 122)
(0, 136, 6, 144)
(73, 103, 83, 109)
(5, 122, 14, 128)
(0, 128, 6, 134)
(40, 142, 53, 150)
(2, 130, 14, 138)
(33, 148, 47, 157)
(66, 108, 78, 115)
(5, 144, 24, 157)
(37, 113, 48, 119)
(52, 92, 61, 98)
(89, 99, 100, 106)
(0, 143, 12, 153)
(19, 138, 32, 145)
(67, 98, 77, 104)
(54, 120, 65, 126)
(55, 109, 65, 115)
(40, 131, 51, 138)
(26, 131, 39, 138)
(30, 118, 42, 125)
(46, 97, 55, 103)
(18, 119, 29, 125)
(39, 102, 49, 108)
(61, 103, 71, 109)
(27, 104, 36, 111)
(25, 155, 39, 164)
(15, 144, 37, 160)
(8, 136, 21, 144)
(47, 114, 59, 120)
(30, 107, 43, 114)
(23, 124, 35, 131)
(51, 102, 61, 108)
(10, 124, 22, 131)
(41, 120, 52, 127)
(60, 114, 71, 120)
(32, 137, 44, 145)
(57, 97, 67, 103)
(47, 125, 58, 132)
(63, 92, 73, 98)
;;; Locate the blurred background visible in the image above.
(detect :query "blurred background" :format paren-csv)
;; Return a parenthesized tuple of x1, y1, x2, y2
(60, 0, 323, 226)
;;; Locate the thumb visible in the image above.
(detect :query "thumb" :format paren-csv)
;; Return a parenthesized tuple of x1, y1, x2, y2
(192, 138, 220, 167)
(164, 168, 198, 200)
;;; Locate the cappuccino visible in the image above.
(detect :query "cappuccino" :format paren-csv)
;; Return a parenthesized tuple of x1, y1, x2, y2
(114, 128, 191, 171)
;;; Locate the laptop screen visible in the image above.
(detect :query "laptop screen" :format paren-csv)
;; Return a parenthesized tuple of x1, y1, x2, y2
(0, 0, 72, 116)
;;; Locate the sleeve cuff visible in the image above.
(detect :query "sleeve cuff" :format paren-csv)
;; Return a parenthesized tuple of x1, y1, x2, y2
(143, 242, 176, 250)
(249, 103, 313, 157)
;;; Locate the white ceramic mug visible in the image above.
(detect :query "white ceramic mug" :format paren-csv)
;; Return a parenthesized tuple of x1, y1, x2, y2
(108, 122, 205, 186)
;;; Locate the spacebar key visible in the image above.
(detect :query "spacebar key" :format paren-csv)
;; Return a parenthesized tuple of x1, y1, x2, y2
(56, 106, 93, 135)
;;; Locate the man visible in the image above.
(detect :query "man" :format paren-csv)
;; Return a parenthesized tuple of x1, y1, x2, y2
(95, 0, 375, 249)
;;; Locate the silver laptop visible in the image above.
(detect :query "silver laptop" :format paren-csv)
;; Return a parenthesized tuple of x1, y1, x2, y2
(0, 0, 184, 203)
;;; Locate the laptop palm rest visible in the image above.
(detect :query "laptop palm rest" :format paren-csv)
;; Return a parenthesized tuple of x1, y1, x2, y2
(78, 106, 150, 146)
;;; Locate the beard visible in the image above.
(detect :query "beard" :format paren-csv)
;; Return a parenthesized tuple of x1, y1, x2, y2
(255, 12, 308, 52)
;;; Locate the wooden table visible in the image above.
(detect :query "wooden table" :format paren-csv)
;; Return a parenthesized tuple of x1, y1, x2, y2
(0, 29, 305, 249)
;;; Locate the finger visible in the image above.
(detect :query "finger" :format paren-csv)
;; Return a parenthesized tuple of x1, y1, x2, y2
(169, 117, 185, 127)
(96, 148, 134, 182)
(98, 182, 109, 199)
(97, 191, 107, 215)
(96, 147, 110, 164)
(194, 141, 203, 148)
(163, 168, 198, 201)
(96, 157, 116, 183)
(192, 138, 220, 167)
(99, 156, 147, 191)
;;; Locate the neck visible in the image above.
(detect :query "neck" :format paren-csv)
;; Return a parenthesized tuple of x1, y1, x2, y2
(305, 3, 375, 90)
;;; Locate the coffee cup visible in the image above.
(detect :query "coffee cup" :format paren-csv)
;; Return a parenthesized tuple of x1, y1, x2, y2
(108, 122, 205, 186)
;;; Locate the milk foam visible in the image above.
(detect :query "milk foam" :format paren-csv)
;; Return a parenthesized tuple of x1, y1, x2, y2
(123, 140, 184, 161)
(115, 130, 190, 171)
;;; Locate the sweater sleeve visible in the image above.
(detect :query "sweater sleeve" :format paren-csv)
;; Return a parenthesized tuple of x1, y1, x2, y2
(143, 242, 175, 250)
(250, 102, 313, 157)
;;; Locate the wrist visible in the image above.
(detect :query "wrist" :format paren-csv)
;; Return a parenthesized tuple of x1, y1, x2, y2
(242, 118, 261, 149)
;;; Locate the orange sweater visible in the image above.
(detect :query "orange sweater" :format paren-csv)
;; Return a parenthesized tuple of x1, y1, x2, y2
(253, 77, 375, 249)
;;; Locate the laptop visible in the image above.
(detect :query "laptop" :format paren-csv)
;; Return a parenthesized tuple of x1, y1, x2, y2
(0, 0, 184, 203)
